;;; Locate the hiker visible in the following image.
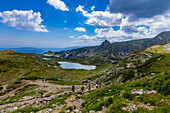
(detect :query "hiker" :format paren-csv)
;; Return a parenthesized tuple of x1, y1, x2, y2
(33, 78, 35, 82)
(88, 84, 91, 91)
(72, 86, 75, 92)
(42, 79, 44, 83)
(96, 83, 98, 88)
(81, 86, 84, 92)
(45, 79, 47, 82)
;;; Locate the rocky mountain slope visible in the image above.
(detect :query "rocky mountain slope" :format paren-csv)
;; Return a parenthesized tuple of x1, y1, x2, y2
(44, 31, 170, 64)
(0, 43, 169, 113)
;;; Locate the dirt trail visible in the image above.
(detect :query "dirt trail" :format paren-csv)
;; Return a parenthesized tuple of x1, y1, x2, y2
(0, 80, 31, 99)
(0, 79, 99, 113)
(29, 80, 84, 89)
(0, 80, 88, 100)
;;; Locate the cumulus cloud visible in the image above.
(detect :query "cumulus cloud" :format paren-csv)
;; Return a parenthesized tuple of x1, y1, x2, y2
(73, 2, 170, 45)
(76, 5, 85, 12)
(76, 5, 123, 27)
(124, 13, 170, 35)
(47, 0, 69, 11)
(74, 27, 86, 32)
(91, 5, 95, 11)
(109, 0, 170, 19)
(77, 35, 91, 39)
(74, 26, 154, 45)
(0, 10, 48, 32)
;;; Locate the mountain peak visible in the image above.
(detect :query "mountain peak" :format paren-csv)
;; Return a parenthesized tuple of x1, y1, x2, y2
(98, 40, 111, 49)
(101, 40, 111, 46)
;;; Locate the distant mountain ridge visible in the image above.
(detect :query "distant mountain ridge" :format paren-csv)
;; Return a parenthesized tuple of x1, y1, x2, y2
(44, 31, 170, 64)
(0, 46, 84, 54)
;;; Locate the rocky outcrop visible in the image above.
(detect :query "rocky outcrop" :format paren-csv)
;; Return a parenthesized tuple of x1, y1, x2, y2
(94, 68, 116, 83)
(0, 94, 58, 113)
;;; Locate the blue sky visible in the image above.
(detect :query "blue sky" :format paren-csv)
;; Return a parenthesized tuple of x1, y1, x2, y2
(0, 0, 170, 48)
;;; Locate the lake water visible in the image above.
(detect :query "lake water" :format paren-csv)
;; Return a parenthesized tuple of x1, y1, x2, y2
(42, 58, 51, 60)
(58, 61, 96, 70)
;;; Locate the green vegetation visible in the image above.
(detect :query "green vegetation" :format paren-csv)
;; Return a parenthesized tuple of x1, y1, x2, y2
(81, 73, 169, 112)
(0, 49, 111, 86)
(0, 41, 169, 113)
(145, 45, 168, 53)
(79, 48, 170, 112)
(49, 80, 82, 85)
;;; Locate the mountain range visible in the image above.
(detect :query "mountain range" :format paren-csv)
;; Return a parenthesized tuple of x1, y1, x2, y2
(44, 31, 170, 64)
(0, 46, 84, 54)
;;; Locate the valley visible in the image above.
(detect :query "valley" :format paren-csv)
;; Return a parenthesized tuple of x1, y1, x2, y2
(0, 31, 169, 113)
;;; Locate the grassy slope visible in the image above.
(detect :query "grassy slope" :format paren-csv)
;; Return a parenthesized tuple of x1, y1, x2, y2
(81, 73, 169, 113)
(80, 45, 170, 112)
(0, 50, 110, 85)
(0, 49, 53, 84)
(145, 45, 167, 53)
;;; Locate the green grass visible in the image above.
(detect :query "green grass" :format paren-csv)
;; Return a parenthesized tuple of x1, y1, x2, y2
(0, 50, 111, 87)
(49, 80, 82, 85)
(81, 72, 170, 112)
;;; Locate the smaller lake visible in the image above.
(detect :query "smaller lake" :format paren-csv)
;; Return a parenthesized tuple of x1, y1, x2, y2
(58, 61, 96, 70)
(42, 58, 51, 60)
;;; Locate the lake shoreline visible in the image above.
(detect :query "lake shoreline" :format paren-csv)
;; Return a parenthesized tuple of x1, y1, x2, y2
(58, 61, 96, 70)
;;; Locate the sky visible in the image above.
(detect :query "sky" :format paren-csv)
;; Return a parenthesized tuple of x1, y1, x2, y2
(0, 0, 170, 48)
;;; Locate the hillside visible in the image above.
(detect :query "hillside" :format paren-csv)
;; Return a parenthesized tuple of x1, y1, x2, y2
(78, 45, 170, 112)
(0, 49, 110, 97)
(44, 31, 170, 64)
(145, 43, 170, 53)
(0, 43, 169, 113)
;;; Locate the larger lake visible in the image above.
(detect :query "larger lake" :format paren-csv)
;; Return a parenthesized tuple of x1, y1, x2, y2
(58, 61, 96, 70)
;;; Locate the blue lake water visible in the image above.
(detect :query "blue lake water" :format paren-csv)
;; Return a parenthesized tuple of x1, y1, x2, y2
(58, 61, 96, 70)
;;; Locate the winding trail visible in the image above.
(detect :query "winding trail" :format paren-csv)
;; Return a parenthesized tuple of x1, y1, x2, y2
(0, 80, 31, 99)
(0, 80, 85, 100)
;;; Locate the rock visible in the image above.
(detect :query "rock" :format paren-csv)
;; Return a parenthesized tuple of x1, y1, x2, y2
(115, 76, 123, 84)
(94, 68, 116, 83)
(66, 110, 70, 113)
(74, 109, 80, 113)
(81, 80, 88, 83)
(89, 110, 95, 113)
(151, 73, 155, 76)
(13, 107, 18, 110)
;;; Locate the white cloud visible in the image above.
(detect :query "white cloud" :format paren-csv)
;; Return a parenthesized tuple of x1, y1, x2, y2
(77, 35, 91, 39)
(69, 36, 74, 39)
(47, 0, 69, 11)
(74, 27, 86, 32)
(76, 5, 85, 12)
(74, 5, 170, 45)
(76, 5, 123, 27)
(0, 10, 48, 32)
(123, 12, 170, 35)
(91, 5, 95, 11)
(73, 25, 156, 45)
